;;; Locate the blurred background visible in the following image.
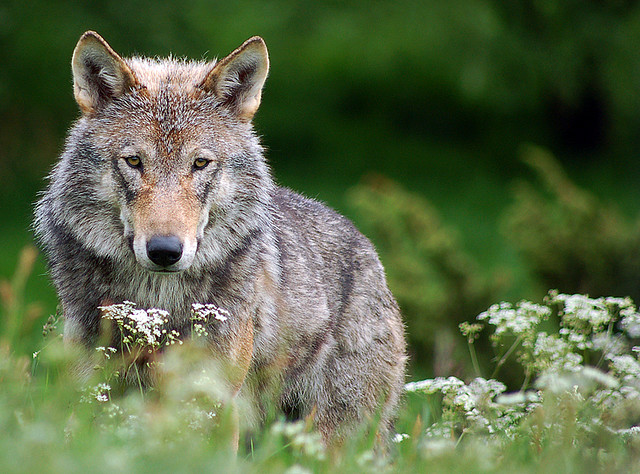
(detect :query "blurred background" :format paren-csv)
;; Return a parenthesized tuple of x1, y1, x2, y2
(2, 0, 640, 379)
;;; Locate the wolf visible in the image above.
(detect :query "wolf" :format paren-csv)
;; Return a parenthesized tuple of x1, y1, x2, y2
(35, 31, 406, 445)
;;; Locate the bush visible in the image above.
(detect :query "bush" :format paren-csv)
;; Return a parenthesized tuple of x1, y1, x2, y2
(504, 146, 640, 301)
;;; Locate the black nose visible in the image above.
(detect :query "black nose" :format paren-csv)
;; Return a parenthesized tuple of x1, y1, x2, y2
(146, 235, 183, 267)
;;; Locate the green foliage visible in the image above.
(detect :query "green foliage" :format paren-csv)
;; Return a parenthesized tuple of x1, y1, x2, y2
(504, 146, 640, 301)
(5, 255, 640, 472)
(347, 176, 501, 370)
(2, 246, 640, 471)
(0, 246, 45, 354)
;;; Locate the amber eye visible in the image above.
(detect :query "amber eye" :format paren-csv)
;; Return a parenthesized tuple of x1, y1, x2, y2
(193, 157, 210, 170)
(125, 156, 141, 169)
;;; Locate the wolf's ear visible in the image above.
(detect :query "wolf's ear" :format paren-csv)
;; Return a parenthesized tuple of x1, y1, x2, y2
(72, 31, 138, 114)
(200, 36, 269, 121)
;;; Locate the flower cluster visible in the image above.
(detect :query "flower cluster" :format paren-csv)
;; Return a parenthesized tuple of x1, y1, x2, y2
(528, 332, 582, 373)
(100, 301, 179, 350)
(408, 291, 640, 452)
(617, 299, 640, 338)
(406, 376, 532, 437)
(75, 301, 236, 448)
(81, 382, 112, 404)
(549, 292, 613, 350)
(191, 304, 230, 338)
(478, 300, 551, 344)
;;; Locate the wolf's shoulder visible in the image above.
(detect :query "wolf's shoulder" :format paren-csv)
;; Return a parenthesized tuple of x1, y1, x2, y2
(270, 186, 375, 258)
(271, 187, 355, 231)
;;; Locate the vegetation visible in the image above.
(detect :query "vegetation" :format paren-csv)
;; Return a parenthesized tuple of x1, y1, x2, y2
(404, 291, 640, 473)
(504, 146, 640, 303)
(4, 0, 640, 470)
(4, 252, 640, 472)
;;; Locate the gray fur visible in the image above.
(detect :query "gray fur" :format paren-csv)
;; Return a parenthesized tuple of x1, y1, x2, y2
(35, 31, 406, 444)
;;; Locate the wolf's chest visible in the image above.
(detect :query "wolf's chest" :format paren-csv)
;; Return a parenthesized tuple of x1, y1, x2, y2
(111, 270, 195, 323)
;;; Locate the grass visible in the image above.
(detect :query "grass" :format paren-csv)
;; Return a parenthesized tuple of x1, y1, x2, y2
(3, 248, 640, 473)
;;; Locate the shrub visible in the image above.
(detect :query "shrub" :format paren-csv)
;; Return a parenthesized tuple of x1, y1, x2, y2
(504, 146, 640, 301)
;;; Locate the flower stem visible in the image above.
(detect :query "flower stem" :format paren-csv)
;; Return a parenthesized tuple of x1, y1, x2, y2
(468, 340, 482, 378)
(491, 335, 523, 379)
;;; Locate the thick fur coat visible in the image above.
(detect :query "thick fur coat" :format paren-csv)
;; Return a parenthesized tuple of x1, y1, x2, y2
(35, 31, 406, 443)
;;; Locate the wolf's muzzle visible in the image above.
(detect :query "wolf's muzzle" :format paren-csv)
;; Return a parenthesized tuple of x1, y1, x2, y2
(146, 235, 183, 268)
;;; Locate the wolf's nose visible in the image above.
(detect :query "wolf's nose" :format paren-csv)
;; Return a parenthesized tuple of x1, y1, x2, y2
(146, 235, 183, 267)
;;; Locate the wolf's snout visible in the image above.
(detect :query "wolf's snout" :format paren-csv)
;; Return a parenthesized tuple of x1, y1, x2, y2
(146, 235, 183, 268)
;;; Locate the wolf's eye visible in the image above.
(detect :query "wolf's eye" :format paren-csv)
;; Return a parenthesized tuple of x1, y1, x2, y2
(125, 156, 142, 169)
(193, 158, 210, 170)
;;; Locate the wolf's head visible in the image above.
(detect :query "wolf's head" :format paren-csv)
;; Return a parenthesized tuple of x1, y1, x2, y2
(56, 32, 272, 273)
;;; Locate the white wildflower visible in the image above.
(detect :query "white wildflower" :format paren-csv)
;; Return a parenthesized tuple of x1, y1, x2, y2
(620, 305, 640, 338)
(561, 328, 592, 350)
(478, 301, 550, 337)
(408, 377, 511, 434)
(453, 390, 476, 412)
(191, 303, 230, 322)
(100, 302, 175, 348)
(81, 382, 112, 404)
(393, 433, 410, 443)
(467, 378, 507, 401)
(404, 379, 433, 393)
(531, 332, 583, 372)
(551, 293, 612, 336)
(608, 354, 640, 381)
(417, 294, 640, 450)
(604, 296, 631, 307)
(405, 376, 464, 394)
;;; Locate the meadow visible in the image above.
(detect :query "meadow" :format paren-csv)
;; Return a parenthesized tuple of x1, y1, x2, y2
(3, 251, 640, 472)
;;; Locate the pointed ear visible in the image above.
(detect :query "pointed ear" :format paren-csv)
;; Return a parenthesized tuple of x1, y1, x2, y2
(200, 36, 269, 121)
(71, 31, 138, 114)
